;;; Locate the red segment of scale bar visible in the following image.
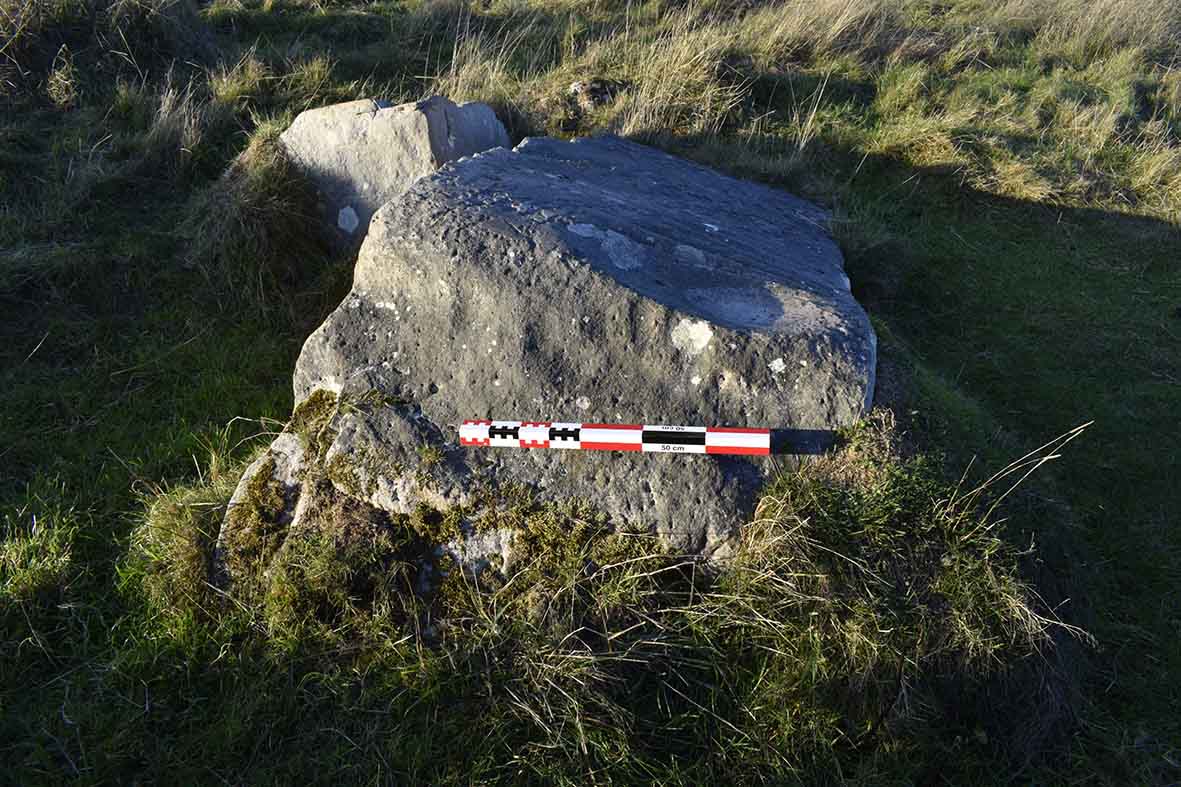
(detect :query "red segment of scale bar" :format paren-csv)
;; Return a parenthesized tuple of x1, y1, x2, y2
(580, 442, 643, 452)
(706, 445, 769, 455)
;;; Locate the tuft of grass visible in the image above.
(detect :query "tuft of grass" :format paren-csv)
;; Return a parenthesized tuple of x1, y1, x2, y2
(180, 121, 327, 303)
(208, 47, 271, 110)
(609, 13, 745, 138)
(140, 70, 226, 175)
(44, 42, 77, 107)
(132, 435, 242, 632)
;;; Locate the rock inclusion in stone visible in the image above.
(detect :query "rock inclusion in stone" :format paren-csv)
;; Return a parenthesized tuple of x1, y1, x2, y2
(218, 132, 877, 581)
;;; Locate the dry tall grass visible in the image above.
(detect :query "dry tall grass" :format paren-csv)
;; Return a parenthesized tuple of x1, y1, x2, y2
(737, 0, 908, 64)
(431, 13, 546, 125)
(142, 71, 217, 173)
(994, 0, 1181, 61)
(1, 0, 211, 101)
(419, 0, 1181, 221)
(610, 15, 744, 137)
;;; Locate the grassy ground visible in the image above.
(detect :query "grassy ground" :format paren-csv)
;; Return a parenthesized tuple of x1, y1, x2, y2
(2, 0, 1179, 782)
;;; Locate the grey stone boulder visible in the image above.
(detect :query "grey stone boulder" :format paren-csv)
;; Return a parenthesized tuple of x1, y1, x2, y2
(286, 135, 876, 556)
(279, 95, 510, 247)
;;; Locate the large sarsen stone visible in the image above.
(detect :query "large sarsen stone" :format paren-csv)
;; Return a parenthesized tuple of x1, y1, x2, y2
(286, 135, 876, 555)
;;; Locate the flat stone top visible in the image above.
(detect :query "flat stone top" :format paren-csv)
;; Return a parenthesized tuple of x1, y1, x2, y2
(399, 135, 858, 335)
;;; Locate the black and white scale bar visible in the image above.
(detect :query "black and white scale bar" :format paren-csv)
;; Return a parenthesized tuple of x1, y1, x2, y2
(459, 420, 770, 455)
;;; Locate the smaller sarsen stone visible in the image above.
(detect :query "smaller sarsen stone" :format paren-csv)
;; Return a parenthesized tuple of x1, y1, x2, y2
(279, 95, 510, 249)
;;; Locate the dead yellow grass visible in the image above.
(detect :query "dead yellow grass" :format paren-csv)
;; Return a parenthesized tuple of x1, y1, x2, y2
(609, 15, 744, 137)
(737, 0, 907, 65)
(994, 0, 1181, 60)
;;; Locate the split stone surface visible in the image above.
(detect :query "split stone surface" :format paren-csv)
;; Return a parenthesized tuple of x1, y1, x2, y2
(279, 95, 510, 248)
(276, 134, 877, 558)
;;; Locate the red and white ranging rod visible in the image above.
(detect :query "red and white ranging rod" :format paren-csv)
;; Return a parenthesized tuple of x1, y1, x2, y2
(459, 420, 770, 456)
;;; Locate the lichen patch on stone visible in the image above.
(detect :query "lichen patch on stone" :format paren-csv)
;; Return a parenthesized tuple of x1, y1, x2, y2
(671, 318, 713, 357)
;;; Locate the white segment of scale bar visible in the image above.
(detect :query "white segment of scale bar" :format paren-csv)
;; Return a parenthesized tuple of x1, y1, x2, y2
(579, 427, 644, 445)
(518, 423, 550, 447)
(459, 424, 490, 440)
(705, 431, 771, 450)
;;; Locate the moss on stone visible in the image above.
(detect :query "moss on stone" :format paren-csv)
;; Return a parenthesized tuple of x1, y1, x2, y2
(416, 443, 444, 470)
(325, 450, 374, 500)
(260, 479, 427, 643)
(226, 383, 670, 641)
(408, 502, 461, 544)
(221, 455, 289, 598)
(288, 388, 340, 464)
(412, 443, 447, 490)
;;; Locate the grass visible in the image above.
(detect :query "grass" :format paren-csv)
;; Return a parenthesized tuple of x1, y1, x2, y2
(117, 409, 1080, 782)
(1, 0, 1179, 782)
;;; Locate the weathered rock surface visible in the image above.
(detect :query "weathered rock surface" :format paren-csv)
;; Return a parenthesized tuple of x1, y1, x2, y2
(279, 95, 510, 247)
(278, 135, 876, 557)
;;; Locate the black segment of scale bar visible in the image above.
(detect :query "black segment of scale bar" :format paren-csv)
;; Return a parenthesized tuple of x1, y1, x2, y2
(641, 429, 706, 446)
